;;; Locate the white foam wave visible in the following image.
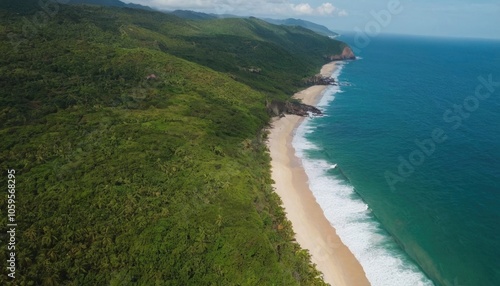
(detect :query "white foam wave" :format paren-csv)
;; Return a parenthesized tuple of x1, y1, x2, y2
(331, 61, 345, 79)
(293, 125, 435, 286)
(291, 65, 435, 286)
(317, 86, 339, 108)
(316, 61, 346, 109)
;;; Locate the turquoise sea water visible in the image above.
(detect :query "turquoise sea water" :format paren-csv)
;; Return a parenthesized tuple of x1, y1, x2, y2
(293, 34, 500, 286)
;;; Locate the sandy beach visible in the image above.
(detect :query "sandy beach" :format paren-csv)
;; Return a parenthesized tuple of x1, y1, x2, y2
(267, 62, 370, 286)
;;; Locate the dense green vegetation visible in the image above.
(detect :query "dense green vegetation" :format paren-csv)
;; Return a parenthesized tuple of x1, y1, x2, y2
(0, 1, 348, 284)
(169, 11, 340, 38)
(262, 18, 339, 37)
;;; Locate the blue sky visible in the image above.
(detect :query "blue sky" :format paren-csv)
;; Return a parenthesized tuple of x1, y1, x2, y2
(128, 0, 500, 39)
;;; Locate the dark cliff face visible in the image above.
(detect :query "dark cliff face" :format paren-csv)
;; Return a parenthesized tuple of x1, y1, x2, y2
(327, 46, 356, 61)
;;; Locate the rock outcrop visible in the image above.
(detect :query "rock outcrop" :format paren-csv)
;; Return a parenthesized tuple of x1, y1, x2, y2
(326, 46, 356, 61)
(267, 100, 322, 117)
(303, 74, 336, 86)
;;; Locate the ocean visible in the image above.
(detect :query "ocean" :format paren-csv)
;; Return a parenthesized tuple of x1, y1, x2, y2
(293, 34, 500, 286)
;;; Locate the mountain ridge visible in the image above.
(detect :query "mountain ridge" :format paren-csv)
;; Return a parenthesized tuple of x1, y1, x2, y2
(59, 0, 340, 39)
(262, 18, 338, 37)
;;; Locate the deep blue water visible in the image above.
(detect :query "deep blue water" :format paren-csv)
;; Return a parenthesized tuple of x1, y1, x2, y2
(293, 34, 500, 286)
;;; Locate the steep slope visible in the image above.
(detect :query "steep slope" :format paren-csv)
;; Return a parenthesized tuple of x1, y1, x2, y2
(170, 9, 218, 20)
(68, 0, 155, 11)
(0, 1, 352, 285)
(120, 13, 352, 96)
(262, 18, 339, 37)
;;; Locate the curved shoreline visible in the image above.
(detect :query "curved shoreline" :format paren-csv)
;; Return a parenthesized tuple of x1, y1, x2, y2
(267, 62, 370, 285)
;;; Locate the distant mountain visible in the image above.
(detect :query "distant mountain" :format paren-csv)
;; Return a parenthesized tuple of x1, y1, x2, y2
(68, 0, 154, 11)
(170, 10, 218, 20)
(168, 11, 338, 38)
(169, 10, 242, 20)
(69, 0, 124, 7)
(262, 18, 338, 37)
(125, 2, 155, 11)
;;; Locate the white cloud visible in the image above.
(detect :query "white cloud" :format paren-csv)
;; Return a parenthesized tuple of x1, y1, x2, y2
(291, 3, 314, 15)
(291, 2, 345, 16)
(317, 3, 336, 15)
(338, 9, 348, 17)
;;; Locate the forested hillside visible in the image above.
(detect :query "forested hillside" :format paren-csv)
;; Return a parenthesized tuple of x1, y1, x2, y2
(0, 1, 349, 284)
